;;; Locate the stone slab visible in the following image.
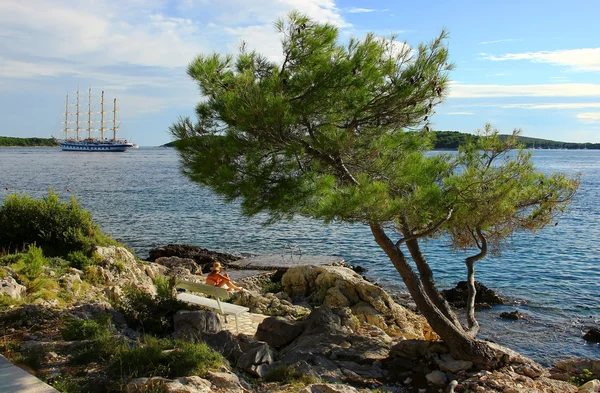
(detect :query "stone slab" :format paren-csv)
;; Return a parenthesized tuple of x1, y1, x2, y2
(0, 355, 59, 393)
(226, 270, 275, 281)
(229, 255, 344, 270)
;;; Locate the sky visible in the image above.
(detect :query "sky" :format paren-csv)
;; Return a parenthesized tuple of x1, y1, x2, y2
(1, 0, 599, 146)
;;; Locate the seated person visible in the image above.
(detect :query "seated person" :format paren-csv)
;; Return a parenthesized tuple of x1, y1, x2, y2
(205, 262, 242, 291)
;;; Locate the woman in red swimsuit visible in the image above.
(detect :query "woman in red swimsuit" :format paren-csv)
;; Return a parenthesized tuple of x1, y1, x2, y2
(205, 262, 241, 291)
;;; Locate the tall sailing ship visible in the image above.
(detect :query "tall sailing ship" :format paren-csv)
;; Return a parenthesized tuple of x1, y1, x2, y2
(56, 89, 133, 152)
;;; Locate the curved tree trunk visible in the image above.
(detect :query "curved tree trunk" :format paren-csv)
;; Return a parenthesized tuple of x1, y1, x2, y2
(370, 223, 502, 368)
(405, 238, 464, 330)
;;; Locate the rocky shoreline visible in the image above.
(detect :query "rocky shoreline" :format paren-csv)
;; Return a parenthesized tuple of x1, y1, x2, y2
(0, 243, 598, 393)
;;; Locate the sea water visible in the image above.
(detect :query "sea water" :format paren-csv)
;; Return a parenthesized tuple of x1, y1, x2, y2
(0, 147, 598, 365)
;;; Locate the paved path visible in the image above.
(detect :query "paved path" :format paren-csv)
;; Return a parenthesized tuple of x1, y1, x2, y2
(229, 254, 344, 271)
(222, 312, 268, 336)
(0, 355, 59, 393)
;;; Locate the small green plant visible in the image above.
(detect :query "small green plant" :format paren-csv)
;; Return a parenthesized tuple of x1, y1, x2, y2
(126, 379, 169, 393)
(67, 251, 93, 270)
(113, 259, 126, 273)
(0, 253, 24, 266)
(16, 244, 47, 282)
(264, 364, 318, 385)
(83, 266, 104, 285)
(569, 368, 594, 386)
(115, 278, 187, 336)
(49, 374, 89, 393)
(61, 313, 113, 341)
(262, 280, 283, 294)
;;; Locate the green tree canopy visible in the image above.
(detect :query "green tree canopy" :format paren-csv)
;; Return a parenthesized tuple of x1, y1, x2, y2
(171, 11, 579, 367)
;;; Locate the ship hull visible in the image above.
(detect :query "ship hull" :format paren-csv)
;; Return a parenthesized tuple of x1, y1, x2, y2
(59, 141, 132, 152)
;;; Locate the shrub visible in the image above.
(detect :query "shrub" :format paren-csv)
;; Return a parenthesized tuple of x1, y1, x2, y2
(61, 313, 113, 341)
(0, 190, 120, 256)
(570, 368, 595, 386)
(67, 251, 94, 270)
(16, 244, 47, 281)
(115, 276, 186, 336)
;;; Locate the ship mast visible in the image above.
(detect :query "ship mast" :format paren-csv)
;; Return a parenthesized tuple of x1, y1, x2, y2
(64, 94, 69, 139)
(101, 91, 105, 140)
(87, 88, 92, 139)
(113, 98, 117, 141)
(75, 89, 81, 140)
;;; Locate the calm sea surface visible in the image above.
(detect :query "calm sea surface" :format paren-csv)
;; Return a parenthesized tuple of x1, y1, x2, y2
(0, 147, 598, 365)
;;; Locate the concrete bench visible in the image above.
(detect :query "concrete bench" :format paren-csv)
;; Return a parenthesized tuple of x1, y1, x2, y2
(175, 280, 249, 334)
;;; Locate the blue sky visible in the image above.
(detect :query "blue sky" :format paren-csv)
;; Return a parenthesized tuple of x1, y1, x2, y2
(1, 0, 599, 146)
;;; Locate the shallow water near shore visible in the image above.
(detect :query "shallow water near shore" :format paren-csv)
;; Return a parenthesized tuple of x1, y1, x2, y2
(1, 147, 599, 365)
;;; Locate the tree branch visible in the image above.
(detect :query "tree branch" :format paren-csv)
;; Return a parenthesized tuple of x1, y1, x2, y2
(465, 228, 487, 336)
(396, 207, 453, 247)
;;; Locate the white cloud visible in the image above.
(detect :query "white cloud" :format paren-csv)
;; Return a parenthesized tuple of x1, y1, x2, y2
(449, 83, 600, 98)
(502, 103, 600, 110)
(481, 48, 600, 71)
(348, 7, 376, 13)
(577, 112, 600, 123)
(447, 111, 474, 115)
(478, 38, 521, 45)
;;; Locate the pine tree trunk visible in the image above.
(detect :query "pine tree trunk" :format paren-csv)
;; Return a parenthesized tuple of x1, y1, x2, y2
(370, 223, 502, 368)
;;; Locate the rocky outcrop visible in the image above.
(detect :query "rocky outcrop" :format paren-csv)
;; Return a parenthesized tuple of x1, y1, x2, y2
(583, 328, 600, 343)
(0, 275, 26, 299)
(255, 316, 304, 349)
(94, 246, 166, 297)
(237, 342, 275, 378)
(442, 280, 506, 309)
(281, 265, 426, 338)
(147, 244, 240, 272)
(232, 290, 310, 318)
(551, 358, 600, 381)
(500, 311, 525, 320)
(154, 256, 202, 275)
(173, 310, 222, 340)
(579, 380, 600, 393)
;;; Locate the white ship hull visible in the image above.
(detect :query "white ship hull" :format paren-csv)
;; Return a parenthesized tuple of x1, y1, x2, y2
(59, 140, 133, 152)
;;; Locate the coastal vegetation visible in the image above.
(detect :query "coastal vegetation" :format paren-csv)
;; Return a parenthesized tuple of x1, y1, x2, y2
(171, 11, 580, 367)
(164, 131, 600, 150)
(0, 136, 58, 147)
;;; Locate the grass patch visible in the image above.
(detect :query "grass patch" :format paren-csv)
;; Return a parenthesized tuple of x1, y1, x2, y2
(109, 336, 224, 380)
(570, 368, 595, 386)
(263, 364, 319, 385)
(61, 313, 113, 341)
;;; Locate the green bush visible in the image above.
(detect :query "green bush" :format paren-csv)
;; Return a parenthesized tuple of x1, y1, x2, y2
(0, 190, 120, 256)
(61, 313, 113, 341)
(18, 244, 47, 281)
(67, 251, 94, 270)
(115, 276, 186, 336)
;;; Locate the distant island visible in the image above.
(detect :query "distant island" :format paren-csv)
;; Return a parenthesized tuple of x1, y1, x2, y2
(162, 131, 600, 150)
(0, 136, 58, 147)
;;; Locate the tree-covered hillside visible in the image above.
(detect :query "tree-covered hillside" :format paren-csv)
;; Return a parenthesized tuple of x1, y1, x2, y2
(165, 131, 600, 150)
(0, 136, 58, 147)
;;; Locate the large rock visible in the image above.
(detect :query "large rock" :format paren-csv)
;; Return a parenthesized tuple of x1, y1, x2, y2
(237, 342, 275, 377)
(554, 358, 600, 380)
(298, 384, 360, 393)
(437, 353, 473, 373)
(147, 244, 239, 271)
(441, 281, 506, 308)
(94, 246, 165, 296)
(579, 380, 600, 393)
(155, 256, 201, 275)
(205, 371, 247, 393)
(389, 339, 449, 358)
(281, 265, 425, 338)
(128, 376, 213, 393)
(232, 290, 310, 318)
(255, 316, 304, 349)
(173, 310, 222, 340)
(203, 330, 244, 362)
(583, 328, 600, 343)
(0, 275, 26, 299)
